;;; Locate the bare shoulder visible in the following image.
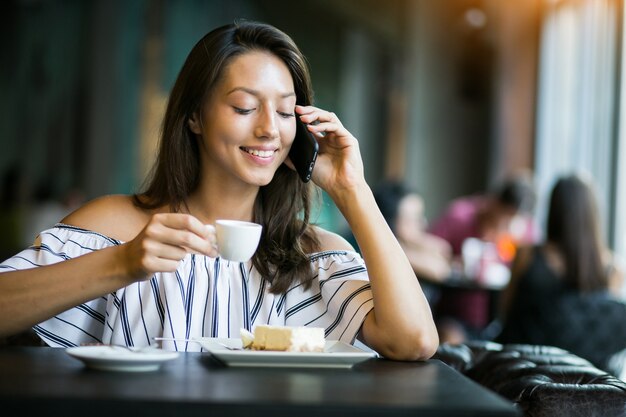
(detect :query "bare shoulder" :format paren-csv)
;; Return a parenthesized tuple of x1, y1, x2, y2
(311, 225, 356, 252)
(61, 195, 151, 241)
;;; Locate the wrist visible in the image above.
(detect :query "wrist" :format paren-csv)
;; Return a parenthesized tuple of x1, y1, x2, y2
(329, 182, 374, 220)
(110, 245, 145, 284)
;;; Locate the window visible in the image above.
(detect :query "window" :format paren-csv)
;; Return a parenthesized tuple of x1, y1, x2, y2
(535, 0, 621, 263)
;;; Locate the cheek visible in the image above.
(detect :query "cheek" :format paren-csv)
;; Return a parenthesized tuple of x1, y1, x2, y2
(205, 119, 245, 146)
(282, 122, 297, 147)
(202, 105, 240, 137)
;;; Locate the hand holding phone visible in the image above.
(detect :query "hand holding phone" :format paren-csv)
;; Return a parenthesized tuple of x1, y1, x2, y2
(288, 119, 319, 183)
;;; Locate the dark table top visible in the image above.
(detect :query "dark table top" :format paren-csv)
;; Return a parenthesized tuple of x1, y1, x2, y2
(0, 346, 520, 417)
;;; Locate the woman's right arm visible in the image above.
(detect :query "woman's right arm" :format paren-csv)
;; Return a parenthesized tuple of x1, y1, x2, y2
(0, 198, 216, 338)
(0, 245, 134, 337)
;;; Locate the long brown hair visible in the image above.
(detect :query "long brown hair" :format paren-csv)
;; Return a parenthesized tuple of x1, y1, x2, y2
(546, 174, 607, 291)
(134, 20, 320, 293)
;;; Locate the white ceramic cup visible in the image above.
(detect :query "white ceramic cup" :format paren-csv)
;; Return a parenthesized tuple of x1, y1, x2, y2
(213, 220, 263, 262)
(461, 237, 484, 278)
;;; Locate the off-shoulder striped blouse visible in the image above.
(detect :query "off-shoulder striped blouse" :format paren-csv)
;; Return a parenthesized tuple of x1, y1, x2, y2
(0, 224, 374, 351)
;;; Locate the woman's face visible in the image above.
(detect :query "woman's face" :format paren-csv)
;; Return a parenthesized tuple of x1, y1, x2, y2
(190, 50, 298, 188)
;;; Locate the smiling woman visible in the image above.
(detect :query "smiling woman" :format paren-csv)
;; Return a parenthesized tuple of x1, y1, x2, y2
(188, 51, 298, 187)
(0, 20, 438, 361)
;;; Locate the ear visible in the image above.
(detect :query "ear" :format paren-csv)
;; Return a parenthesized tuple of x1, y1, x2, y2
(188, 112, 202, 134)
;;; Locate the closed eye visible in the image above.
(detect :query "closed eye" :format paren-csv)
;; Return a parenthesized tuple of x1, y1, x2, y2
(278, 112, 295, 118)
(233, 107, 254, 115)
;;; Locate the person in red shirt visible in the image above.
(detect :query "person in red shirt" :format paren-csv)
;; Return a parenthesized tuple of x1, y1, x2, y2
(429, 173, 539, 342)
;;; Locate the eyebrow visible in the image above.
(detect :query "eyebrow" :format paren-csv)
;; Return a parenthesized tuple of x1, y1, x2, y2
(226, 86, 296, 99)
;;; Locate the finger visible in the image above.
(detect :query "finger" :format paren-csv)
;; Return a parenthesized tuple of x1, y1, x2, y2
(307, 120, 350, 138)
(156, 213, 211, 239)
(149, 238, 218, 261)
(146, 223, 215, 256)
(143, 257, 184, 274)
(151, 213, 217, 251)
(298, 106, 338, 121)
(298, 111, 344, 136)
(143, 240, 188, 262)
(203, 224, 219, 255)
(172, 229, 215, 255)
(204, 224, 217, 246)
(297, 111, 324, 125)
(295, 104, 317, 116)
(295, 104, 338, 122)
(296, 105, 331, 123)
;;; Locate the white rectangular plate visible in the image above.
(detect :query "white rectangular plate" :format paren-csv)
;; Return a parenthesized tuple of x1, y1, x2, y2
(196, 338, 377, 368)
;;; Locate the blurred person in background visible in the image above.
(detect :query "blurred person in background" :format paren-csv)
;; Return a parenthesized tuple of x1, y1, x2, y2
(428, 172, 539, 343)
(496, 173, 626, 376)
(21, 182, 85, 248)
(429, 172, 539, 261)
(373, 180, 453, 303)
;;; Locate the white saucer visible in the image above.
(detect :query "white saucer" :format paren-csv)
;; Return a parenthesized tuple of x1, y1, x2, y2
(66, 345, 179, 372)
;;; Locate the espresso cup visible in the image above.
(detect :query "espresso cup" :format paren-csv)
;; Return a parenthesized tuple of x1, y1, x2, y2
(213, 220, 262, 262)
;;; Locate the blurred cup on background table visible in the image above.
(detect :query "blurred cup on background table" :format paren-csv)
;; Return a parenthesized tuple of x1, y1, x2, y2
(462, 238, 483, 278)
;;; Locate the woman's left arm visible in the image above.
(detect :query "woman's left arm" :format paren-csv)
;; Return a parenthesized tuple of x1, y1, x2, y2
(298, 105, 439, 361)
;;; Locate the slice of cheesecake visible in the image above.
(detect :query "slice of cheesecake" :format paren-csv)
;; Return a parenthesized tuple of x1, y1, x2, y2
(241, 325, 325, 352)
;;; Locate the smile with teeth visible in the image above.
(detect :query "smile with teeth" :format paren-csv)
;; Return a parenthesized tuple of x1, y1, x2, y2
(242, 147, 276, 158)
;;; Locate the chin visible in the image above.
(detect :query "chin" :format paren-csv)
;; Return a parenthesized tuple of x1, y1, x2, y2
(245, 173, 275, 187)
(238, 164, 283, 187)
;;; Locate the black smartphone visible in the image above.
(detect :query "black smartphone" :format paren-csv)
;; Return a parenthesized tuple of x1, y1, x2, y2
(289, 118, 319, 183)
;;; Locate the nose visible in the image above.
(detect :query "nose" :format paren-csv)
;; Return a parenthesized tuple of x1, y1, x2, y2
(254, 106, 279, 140)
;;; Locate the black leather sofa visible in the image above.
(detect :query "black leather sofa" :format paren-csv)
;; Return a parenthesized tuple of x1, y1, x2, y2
(434, 341, 626, 417)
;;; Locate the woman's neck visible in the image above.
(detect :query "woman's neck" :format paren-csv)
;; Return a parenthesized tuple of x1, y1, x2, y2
(185, 182, 259, 225)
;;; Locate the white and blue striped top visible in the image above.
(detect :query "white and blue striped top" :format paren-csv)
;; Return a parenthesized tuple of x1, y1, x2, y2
(0, 224, 374, 351)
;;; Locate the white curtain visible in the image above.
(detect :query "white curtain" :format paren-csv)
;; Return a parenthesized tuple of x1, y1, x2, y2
(535, 0, 619, 245)
(616, 1, 626, 298)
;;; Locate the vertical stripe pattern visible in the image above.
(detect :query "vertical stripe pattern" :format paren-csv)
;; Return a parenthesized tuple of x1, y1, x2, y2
(1, 224, 375, 351)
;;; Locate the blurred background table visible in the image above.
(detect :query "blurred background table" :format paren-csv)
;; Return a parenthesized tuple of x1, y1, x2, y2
(429, 268, 509, 342)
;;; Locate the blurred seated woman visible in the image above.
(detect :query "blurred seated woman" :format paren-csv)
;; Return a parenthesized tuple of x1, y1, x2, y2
(373, 181, 453, 302)
(496, 173, 626, 375)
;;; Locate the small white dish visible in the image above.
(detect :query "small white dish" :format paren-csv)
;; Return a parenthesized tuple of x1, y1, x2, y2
(66, 345, 179, 372)
(196, 337, 377, 368)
